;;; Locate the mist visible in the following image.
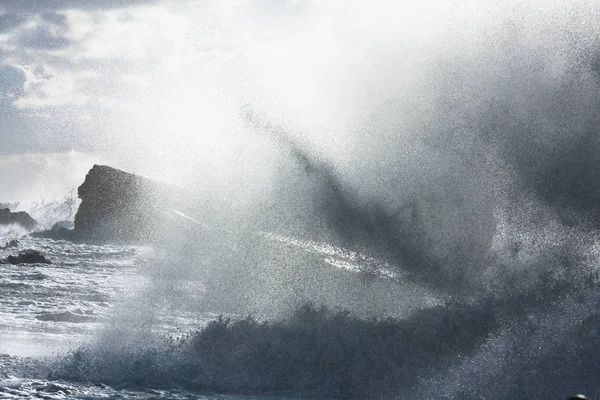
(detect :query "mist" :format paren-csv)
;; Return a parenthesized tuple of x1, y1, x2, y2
(7, 0, 596, 303)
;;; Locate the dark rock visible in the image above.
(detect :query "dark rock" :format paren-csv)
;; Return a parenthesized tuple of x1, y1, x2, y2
(4, 250, 52, 265)
(31, 227, 81, 242)
(73, 164, 202, 243)
(0, 208, 38, 231)
(0, 239, 19, 250)
(31, 220, 78, 242)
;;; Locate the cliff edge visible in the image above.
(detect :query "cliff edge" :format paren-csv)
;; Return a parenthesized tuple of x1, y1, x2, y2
(74, 164, 195, 242)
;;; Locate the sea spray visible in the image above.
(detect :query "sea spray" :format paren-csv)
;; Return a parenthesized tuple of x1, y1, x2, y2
(52, 302, 500, 398)
(11, 1, 600, 399)
(52, 274, 600, 400)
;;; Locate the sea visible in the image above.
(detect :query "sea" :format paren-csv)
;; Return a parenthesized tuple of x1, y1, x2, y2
(2, 0, 600, 398)
(2, 199, 600, 400)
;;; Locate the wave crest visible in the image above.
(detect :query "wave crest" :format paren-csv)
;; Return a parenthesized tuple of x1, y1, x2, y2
(48, 299, 534, 399)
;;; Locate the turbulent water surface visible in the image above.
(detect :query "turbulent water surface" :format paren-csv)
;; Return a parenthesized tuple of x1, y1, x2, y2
(0, 231, 433, 399)
(0, 235, 298, 399)
(2, 223, 600, 399)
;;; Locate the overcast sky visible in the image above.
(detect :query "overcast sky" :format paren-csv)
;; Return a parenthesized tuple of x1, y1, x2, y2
(0, 0, 448, 201)
(1, 0, 599, 205)
(0, 0, 308, 200)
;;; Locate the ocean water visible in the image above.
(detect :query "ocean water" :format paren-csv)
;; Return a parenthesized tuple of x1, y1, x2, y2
(2, 215, 600, 399)
(0, 225, 433, 399)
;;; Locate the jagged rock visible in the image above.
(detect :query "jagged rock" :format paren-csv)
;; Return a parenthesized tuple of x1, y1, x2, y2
(0, 208, 37, 231)
(31, 221, 78, 242)
(0, 239, 19, 250)
(73, 164, 200, 242)
(4, 250, 51, 265)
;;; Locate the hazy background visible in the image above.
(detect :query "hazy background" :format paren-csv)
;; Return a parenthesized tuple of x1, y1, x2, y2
(3, 0, 594, 200)
(2, 0, 600, 293)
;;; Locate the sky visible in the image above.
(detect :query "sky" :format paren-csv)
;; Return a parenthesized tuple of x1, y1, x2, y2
(0, 0, 266, 200)
(1, 0, 599, 212)
(0, 0, 370, 200)
(0, 0, 466, 201)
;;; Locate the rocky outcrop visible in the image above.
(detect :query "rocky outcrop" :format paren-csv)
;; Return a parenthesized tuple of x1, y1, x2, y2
(0, 239, 19, 250)
(31, 221, 80, 242)
(2, 250, 51, 265)
(0, 208, 38, 231)
(73, 165, 200, 242)
(31, 225, 80, 242)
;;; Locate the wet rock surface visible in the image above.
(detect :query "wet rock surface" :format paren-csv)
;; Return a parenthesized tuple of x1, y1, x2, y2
(2, 250, 51, 265)
(0, 240, 19, 250)
(0, 209, 37, 231)
(73, 164, 199, 243)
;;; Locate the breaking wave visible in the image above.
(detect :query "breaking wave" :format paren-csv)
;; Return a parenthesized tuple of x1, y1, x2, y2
(52, 268, 600, 400)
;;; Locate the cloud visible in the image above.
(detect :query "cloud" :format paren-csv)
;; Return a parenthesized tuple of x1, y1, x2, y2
(0, 1, 158, 12)
(16, 23, 70, 49)
(0, 64, 25, 101)
(0, 5, 188, 113)
(0, 13, 26, 33)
